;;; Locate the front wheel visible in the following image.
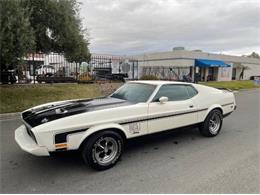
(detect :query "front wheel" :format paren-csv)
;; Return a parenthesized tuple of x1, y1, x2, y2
(81, 131, 124, 170)
(199, 109, 223, 137)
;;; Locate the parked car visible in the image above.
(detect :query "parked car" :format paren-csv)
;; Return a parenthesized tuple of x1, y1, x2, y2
(36, 65, 55, 76)
(0, 71, 17, 84)
(250, 75, 260, 80)
(15, 81, 236, 170)
(36, 75, 76, 83)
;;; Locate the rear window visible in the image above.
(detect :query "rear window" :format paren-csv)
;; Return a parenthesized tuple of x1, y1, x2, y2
(45, 65, 54, 69)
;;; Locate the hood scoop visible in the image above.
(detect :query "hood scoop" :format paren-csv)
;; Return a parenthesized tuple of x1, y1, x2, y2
(55, 108, 68, 114)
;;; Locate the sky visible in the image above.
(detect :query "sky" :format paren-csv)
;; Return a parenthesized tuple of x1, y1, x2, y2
(79, 0, 260, 56)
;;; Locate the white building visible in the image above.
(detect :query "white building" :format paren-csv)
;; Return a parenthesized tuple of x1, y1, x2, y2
(23, 49, 260, 82)
(133, 48, 260, 82)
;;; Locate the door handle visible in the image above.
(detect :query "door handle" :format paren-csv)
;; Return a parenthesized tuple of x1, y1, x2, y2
(189, 105, 194, 108)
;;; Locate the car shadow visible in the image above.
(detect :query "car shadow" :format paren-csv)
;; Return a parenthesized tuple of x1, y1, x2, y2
(126, 126, 200, 149)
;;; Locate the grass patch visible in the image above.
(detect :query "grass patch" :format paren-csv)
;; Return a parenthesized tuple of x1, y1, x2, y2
(0, 80, 259, 114)
(200, 80, 260, 90)
(0, 84, 102, 113)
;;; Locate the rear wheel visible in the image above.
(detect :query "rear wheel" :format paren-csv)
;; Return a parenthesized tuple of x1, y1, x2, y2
(199, 109, 223, 137)
(81, 131, 124, 170)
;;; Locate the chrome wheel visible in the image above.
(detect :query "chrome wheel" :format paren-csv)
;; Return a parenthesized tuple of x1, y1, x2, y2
(93, 137, 119, 165)
(209, 113, 221, 134)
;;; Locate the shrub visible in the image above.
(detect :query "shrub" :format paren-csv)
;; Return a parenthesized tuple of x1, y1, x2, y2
(139, 75, 159, 80)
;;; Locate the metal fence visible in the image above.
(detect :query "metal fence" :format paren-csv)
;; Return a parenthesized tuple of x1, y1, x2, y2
(90, 55, 138, 81)
(17, 53, 79, 83)
(16, 53, 138, 83)
(140, 66, 193, 81)
(2, 52, 195, 84)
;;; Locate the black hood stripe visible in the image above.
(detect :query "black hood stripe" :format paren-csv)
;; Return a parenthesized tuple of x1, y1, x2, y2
(23, 97, 133, 127)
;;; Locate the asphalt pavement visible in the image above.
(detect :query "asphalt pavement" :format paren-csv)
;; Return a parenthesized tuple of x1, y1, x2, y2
(0, 89, 259, 193)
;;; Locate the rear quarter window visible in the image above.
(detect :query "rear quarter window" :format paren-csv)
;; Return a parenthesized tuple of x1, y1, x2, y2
(153, 84, 190, 101)
(186, 85, 198, 98)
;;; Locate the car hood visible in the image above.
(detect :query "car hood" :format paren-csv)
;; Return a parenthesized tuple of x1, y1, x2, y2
(22, 97, 132, 127)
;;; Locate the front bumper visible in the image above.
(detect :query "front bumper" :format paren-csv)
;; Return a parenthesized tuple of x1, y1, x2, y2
(15, 125, 50, 156)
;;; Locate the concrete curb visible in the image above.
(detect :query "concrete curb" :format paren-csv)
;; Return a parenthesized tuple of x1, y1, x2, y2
(0, 112, 20, 120)
(238, 88, 259, 91)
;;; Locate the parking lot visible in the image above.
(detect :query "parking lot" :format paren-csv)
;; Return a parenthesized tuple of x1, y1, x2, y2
(0, 89, 259, 193)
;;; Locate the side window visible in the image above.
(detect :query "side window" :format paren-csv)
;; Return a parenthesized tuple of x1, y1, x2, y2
(186, 85, 198, 98)
(153, 85, 190, 101)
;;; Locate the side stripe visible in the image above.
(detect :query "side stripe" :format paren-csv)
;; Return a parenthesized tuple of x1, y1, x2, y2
(120, 108, 208, 125)
(54, 108, 209, 143)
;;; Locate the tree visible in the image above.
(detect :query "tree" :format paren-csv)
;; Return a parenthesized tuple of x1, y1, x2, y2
(0, 0, 91, 71)
(22, 0, 91, 62)
(0, 0, 35, 71)
(247, 52, 260, 59)
(239, 65, 250, 80)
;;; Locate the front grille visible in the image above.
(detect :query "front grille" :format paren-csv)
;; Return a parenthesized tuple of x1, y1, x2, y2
(26, 126, 37, 143)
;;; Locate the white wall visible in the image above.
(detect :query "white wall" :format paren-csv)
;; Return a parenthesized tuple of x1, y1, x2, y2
(133, 50, 260, 81)
(243, 63, 260, 80)
(217, 67, 232, 81)
(138, 59, 194, 67)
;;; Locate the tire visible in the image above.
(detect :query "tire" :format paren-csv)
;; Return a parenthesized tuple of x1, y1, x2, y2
(81, 131, 124, 170)
(199, 109, 223, 137)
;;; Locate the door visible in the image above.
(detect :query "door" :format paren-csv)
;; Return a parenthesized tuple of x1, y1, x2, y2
(208, 67, 214, 81)
(232, 68, 236, 80)
(147, 84, 198, 134)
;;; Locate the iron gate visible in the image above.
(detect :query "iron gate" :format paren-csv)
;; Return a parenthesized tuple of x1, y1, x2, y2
(18, 53, 138, 83)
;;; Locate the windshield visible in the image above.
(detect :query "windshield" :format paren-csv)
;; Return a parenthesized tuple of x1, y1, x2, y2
(111, 83, 156, 103)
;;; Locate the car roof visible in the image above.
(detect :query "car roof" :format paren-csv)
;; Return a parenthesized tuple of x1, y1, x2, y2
(129, 80, 192, 86)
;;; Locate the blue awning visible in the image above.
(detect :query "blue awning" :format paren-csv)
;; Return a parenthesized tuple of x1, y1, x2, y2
(195, 59, 230, 68)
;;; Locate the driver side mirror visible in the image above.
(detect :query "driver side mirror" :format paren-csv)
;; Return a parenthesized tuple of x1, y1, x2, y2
(159, 96, 168, 104)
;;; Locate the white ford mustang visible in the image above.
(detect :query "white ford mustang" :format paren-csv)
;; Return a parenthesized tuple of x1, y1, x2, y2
(15, 80, 236, 170)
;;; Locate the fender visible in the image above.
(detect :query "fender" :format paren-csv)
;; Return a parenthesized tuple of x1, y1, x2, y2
(69, 123, 128, 150)
(201, 104, 223, 121)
